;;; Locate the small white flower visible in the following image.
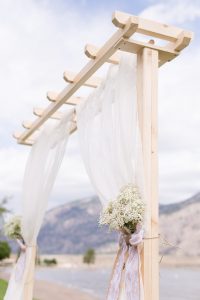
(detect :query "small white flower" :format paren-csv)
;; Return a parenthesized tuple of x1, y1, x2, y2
(4, 215, 23, 240)
(99, 184, 145, 233)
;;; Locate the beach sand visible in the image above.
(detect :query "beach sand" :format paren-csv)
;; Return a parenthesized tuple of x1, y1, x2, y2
(0, 272, 98, 300)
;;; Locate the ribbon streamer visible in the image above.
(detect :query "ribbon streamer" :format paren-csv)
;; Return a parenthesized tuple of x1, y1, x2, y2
(107, 227, 144, 300)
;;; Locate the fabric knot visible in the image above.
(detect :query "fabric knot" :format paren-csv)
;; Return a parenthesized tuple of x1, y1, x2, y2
(129, 227, 144, 247)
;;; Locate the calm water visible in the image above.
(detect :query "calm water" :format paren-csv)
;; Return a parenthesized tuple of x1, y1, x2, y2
(35, 266, 200, 300)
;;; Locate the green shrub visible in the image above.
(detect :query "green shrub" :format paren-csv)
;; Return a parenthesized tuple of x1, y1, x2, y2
(0, 279, 7, 299)
(0, 241, 11, 261)
(0, 279, 38, 300)
(43, 258, 57, 266)
(83, 248, 95, 264)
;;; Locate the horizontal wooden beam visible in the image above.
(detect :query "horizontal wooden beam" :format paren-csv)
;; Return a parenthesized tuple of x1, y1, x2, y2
(47, 91, 83, 105)
(17, 16, 139, 143)
(86, 39, 180, 67)
(13, 132, 34, 146)
(22, 121, 34, 129)
(117, 38, 179, 66)
(14, 119, 77, 146)
(112, 11, 193, 43)
(33, 107, 63, 120)
(63, 71, 102, 88)
(85, 44, 120, 64)
(169, 30, 193, 52)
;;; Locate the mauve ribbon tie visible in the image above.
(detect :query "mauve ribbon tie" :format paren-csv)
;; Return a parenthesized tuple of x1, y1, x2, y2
(107, 226, 144, 300)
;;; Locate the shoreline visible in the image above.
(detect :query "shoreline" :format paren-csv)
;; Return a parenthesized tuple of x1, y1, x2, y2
(0, 272, 98, 300)
(1, 253, 200, 269)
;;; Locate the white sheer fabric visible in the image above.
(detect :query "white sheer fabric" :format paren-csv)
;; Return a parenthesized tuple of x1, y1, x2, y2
(77, 53, 145, 300)
(77, 53, 145, 207)
(4, 109, 74, 300)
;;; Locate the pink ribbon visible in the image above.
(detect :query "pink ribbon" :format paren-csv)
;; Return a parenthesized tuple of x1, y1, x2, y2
(107, 226, 144, 300)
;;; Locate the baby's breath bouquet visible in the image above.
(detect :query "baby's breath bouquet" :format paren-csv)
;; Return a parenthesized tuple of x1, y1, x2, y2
(4, 215, 23, 240)
(99, 184, 145, 234)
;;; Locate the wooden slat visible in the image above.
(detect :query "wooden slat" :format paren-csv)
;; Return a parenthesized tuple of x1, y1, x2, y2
(46, 91, 58, 102)
(137, 47, 159, 300)
(112, 11, 193, 43)
(33, 107, 63, 120)
(22, 121, 33, 129)
(117, 38, 179, 65)
(169, 30, 193, 51)
(63, 71, 102, 88)
(13, 132, 34, 146)
(84, 39, 180, 68)
(85, 44, 120, 64)
(18, 16, 138, 143)
(47, 91, 83, 105)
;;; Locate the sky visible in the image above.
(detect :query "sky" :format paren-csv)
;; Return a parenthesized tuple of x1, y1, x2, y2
(0, 0, 200, 212)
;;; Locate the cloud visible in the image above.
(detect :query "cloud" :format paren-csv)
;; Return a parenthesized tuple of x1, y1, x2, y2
(141, 0, 200, 24)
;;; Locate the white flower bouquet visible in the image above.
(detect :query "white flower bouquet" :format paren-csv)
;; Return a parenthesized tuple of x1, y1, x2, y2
(99, 184, 145, 234)
(4, 215, 23, 240)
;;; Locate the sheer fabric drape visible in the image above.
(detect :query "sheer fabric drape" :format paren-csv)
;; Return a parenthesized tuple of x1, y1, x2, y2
(77, 53, 145, 300)
(77, 53, 145, 208)
(4, 109, 74, 300)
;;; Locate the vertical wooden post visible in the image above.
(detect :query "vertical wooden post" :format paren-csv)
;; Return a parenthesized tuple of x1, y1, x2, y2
(137, 47, 159, 300)
(23, 247, 36, 300)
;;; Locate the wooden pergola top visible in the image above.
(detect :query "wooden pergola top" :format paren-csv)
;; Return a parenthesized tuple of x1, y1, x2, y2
(13, 10, 193, 146)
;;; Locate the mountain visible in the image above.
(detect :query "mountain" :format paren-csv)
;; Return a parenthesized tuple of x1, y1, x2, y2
(159, 192, 200, 257)
(38, 196, 117, 254)
(38, 193, 200, 256)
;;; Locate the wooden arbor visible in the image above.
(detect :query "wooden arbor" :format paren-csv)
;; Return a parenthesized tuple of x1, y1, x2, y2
(13, 11, 193, 300)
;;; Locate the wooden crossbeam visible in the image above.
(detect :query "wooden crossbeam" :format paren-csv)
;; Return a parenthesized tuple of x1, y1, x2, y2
(169, 30, 193, 51)
(47, 91, 83, 105)
(16, 119, 77, 145)
(85, 44, 120, 64)
(63, 71, 102, 88)
(33, 107, 63, 120)
(22, 121, 34, 129)
(112, 11, 193, 43)
(117, 38, 179, 66)
(84, 39, 180, 66)
(13, 132, 34, 146)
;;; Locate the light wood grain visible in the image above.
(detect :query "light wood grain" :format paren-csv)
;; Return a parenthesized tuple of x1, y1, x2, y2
(112, 11, 193, 43)
(63, 71, 102, 88)
(137, 47, 159, 300)
(85, 44, 120, 64)
(33, 107, 63, 120)
(47, 91, 83, 105)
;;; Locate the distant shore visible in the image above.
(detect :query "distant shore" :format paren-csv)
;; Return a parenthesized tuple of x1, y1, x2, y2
(39, 253, 200, 268)
(2, 253, 200, 269)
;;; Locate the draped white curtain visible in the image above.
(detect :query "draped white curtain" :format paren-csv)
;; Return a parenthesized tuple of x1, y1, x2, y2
(77, 53, 145, 208)
(4, 109, 74, 300)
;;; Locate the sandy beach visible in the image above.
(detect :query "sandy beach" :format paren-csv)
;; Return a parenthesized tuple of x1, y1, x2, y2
(0, 272, 98, 300)
(1, 254, 200, 300)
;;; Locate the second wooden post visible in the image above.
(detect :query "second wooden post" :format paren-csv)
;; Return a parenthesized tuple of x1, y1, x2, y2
(137, 46, 159, 300)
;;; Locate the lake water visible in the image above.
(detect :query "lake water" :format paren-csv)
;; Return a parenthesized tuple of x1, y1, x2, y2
(35, 266, 200, 300)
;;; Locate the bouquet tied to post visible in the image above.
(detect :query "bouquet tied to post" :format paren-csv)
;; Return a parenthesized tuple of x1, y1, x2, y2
(99, 184, 145, 300)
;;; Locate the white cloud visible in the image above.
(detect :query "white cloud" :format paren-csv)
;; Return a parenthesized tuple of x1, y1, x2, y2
(141, 0, 200, 24)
